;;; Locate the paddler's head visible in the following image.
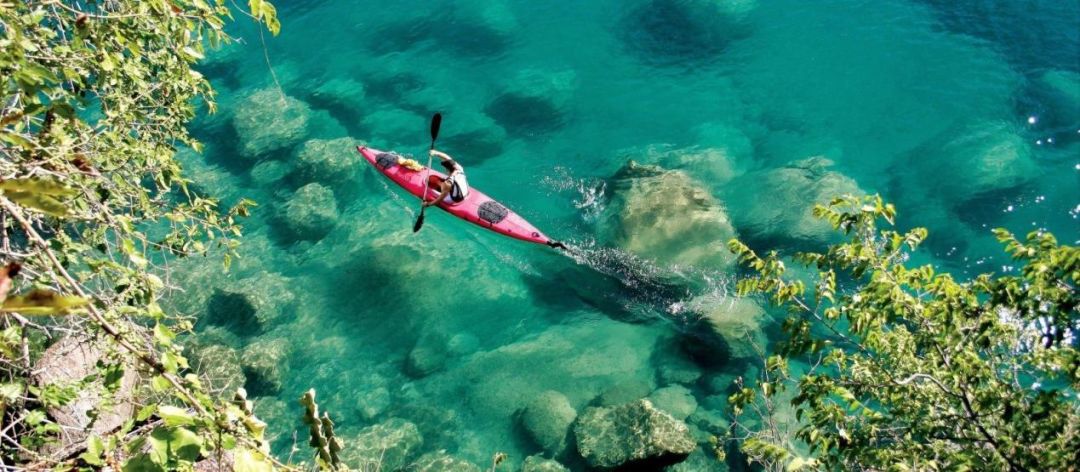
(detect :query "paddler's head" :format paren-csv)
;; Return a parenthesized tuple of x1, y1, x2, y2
(440, 160, 457, 172)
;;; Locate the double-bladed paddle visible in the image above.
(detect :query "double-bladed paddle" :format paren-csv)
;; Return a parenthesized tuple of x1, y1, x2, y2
(413, 112, 442, 232)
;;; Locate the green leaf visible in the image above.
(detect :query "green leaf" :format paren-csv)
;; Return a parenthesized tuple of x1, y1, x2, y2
(233, 448, 273, 472)
(136, 403, 157, 422)
(158, 405, 195, 427)
(0, 289, 89, 315)
(148, 426, 203, 465)
(787, 456, 817, 471)
(80, 435, 106, 466)
(122, 453, 164, 472)
(153, 323, 175, 346)
(0, 178, 76, 197)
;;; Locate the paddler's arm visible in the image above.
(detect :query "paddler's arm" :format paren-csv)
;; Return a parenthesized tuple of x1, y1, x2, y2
(430, 149, 453, 162)
(422, 183, 450, 207)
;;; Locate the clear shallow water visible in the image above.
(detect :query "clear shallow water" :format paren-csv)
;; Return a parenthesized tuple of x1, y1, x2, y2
(175, 0, 1079, 469)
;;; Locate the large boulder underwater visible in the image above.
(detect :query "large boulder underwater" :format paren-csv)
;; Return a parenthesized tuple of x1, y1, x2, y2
(291, 137, 363, 187)
(597, 160, 739, 273)
(339, 418, 424, 471)
(573, 399, 697, 470)
(485, 68, 577, 137)
(620, 0, 756, 67)
(726, 156, 864, 248)
(900, 120, 1039, 214)
(281, 182, 340, 241)
(231, 88, 312, 160)
(685, 294, 770, 362)
(520, 390, 578, 456)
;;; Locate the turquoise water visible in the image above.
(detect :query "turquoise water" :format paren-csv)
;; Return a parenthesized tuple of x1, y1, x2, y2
(174, 0, 1080, 469)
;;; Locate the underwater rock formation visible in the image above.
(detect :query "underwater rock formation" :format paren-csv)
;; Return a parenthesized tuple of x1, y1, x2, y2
(361, 107, 428, 147)
(520, 390, 577, 456)
(283, 183, 340, 240)
(656, 355, 703, 386)
(691, 295, 769, 360)
(203, 271, 297, 336)
(232, 88, 312, 160)
(410, 451, 482, 472)
(621, 0, 755, 67)
(599, 161, 738, 271)
(573, 399, 696, 470)
(341, 418, 424, 471)
(1035, 70, 1080, 126)
(911, 121, 1038, 208)
(485, 69, 577, 136)
(250, 160, 293, 187)
(727, 156, 863, 247)
(293, 137, 363, 186)
(405, 332, 451, 378)
(414, 318, 659, 454)
(309, 78, 367, 110)
(176, 148, 245, 204)
(645, 145, 745, 188)
(239, 338, 291, 396)
(187, 344, 246, 395)
(521, 455, 570, 472)
(647, 385, 698, 421)
(595, 378, 655, 407)
(437, 110, 507, 162)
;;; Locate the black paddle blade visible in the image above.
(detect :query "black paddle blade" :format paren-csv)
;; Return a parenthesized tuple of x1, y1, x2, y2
(413, 211, 425, 233)
(430, 113, 442, 144)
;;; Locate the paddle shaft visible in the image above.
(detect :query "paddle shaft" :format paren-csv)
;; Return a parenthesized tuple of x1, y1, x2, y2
(414, 113, 442, 232)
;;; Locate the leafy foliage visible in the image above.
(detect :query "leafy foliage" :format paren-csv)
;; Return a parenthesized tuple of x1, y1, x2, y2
(0, 0, 281, 469)
(727, 195, 1079, 471)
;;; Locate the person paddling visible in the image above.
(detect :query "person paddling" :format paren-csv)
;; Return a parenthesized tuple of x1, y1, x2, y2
(423, 149, 470, 207)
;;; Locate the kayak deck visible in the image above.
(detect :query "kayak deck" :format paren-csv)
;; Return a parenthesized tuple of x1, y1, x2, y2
(358, 146, 554, 246)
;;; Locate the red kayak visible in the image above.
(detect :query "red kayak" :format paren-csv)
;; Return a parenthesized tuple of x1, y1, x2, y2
(358, 146, 563, 248)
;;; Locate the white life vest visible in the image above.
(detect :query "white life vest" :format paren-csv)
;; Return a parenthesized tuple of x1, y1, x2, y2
(447, 170, 470, 202)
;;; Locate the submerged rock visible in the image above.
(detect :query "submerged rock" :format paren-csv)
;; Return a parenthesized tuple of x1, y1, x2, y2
(691, 295, 768, 360)
(1035, 69, 1080, 126)
(240, 338, 291, 396)
(250, 160, 293, 187)
(432, 321, 657, 419)
(203, 271, 297, 336)
(177, 148, 244, 204)
(485, 68, 577, 136)
(405, 333, 450, 378)
(656, 356, 703, 386)
(622, 0, 755, 66)
(438, 110, 507, 162)
(596, 378, 654, 407)
(521, 455, 570, 472)
(283, 182, 340, 240)
(410, 451, 482, 472)
(727, 156, 863, 247)
(599, 161, 738, 271)
(232, 88, 311, 160)
(647, 145, 744, 187)
(187, 343, 246, 395)
(357, 386, 391, 421)
(648, 385, 698, 421)
(293, 137, 363, 186)
(520, 390, 577, 456)
(688, 407, 730, 437)
(309, 77, 366, 109)
(341, 418, 423, 471)
(573, 399, 696, 470)
(362, 107, 427, 147)
(911, 121, 1037, 207)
